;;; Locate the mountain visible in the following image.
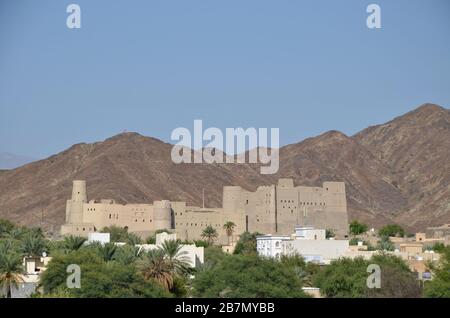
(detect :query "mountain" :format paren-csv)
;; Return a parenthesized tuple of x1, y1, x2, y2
(0, 152, 37, 170)
(0, 103, 448, 233)
(354, 103, 450, 230)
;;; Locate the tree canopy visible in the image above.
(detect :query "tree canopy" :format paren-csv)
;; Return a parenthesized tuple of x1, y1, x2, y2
(192, 253, 308, 298)
(349, 220, 368, 236)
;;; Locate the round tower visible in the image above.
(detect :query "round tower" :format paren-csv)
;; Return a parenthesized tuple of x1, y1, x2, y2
(67, 180, 87, 224)
(153, 200, 172, 230)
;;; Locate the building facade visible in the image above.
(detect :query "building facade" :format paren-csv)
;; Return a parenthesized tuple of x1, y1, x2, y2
(61, 178, 349, 243)
(256, 227, 349, 264)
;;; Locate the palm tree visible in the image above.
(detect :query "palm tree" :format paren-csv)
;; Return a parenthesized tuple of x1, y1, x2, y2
(0, 242, 24, 298)
(112, 245, 142, 265)
(223, 221, 236, 245)
(4, 228, 25, 241)
(63, 235, 87, 252)
(138, 249, 174, 290)
(159, 240, 191, 277)
(21, 232, 47, 257)
(91, 242, 117, 262)
(201, 225, 218, 246)
(125, 232, 142, 246)
(0, 219, 15, 238)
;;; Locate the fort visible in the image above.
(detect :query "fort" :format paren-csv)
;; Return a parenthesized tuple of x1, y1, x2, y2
(61, 178, 348, 243)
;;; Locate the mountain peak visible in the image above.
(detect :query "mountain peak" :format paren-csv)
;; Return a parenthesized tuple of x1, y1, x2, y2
(320, 130, 348, 139)
(415, 103, 444, 112)
(106, 132, 143, 141)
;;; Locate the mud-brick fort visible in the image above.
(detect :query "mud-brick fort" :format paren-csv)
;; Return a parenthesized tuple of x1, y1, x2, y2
(61, 178, 348, 243)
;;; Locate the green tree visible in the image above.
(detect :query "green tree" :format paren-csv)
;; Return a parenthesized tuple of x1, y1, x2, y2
(112, 245, 143, 266)
(193, 240, 209, 248)
(89, 242, 118, 262)
(201, 226, 218, 246)
(377, 236, 395, 251)
(21, 231, 48, 257)
(4, 228, 26, 241)
(40, 248, 169, 298)
(233, 232, 261, 255)
(0, 240, 24, 298)
(192, 254, 308, 298)
(125, 232, 142, 245)
(62, 235, 87, 252)
(223, 221, 236, 245)
(378, 224, 405, 237)
(313, 254, 421, 298)
(101, 225, 129, 242)
(424, 246, 450, 297)
(138, 249, 174, 290)
(203, 246, 227, 268)
(280, 254, 320, 287)
(349, 220, 368, 236)
(159, 239, 192, 277)
(0, 219, 16, 238)
(325, 229, 335, 239)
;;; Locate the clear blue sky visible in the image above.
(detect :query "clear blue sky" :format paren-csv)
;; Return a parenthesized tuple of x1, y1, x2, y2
(1, 0, 449, 158)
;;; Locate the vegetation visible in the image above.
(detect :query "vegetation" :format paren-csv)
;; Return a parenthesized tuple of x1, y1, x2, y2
(192, 253, 309, 298)
(40, 248, 170, 298)
(100, 225, 142, 244)
(201, 225, 218, 246)
(424, 246, 450, 297)
(1, 218, 449, 299)
(233, 232, 261, 255)
(223, 221, 236, 245)
(313, 254, 422, 298)
(378, 224, 405, 238)
(0, 239, 24, 298)
(349, 220, 368, 236)
(325, 229, 335, 239)
(377, 236, 395, 251)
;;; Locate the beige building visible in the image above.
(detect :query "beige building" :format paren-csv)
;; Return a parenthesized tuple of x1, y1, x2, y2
(61, 178, 349, 243)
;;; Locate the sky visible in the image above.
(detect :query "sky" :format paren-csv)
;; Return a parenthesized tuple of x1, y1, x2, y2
(0, 0, 449, 159)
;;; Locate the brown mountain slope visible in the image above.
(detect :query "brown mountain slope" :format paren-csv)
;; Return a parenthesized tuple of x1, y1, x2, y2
(0, 103, 448, 233)
(0, 131, 402, 232)
(279, 131, 405, 226)
(354, 103, 450, 230)
(0, 133, 268, 231)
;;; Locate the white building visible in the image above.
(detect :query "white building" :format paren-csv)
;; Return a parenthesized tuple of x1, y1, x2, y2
(257, 227, 349, 264)
(88, 232, 111, 245)
(137, 232, 204, 268)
